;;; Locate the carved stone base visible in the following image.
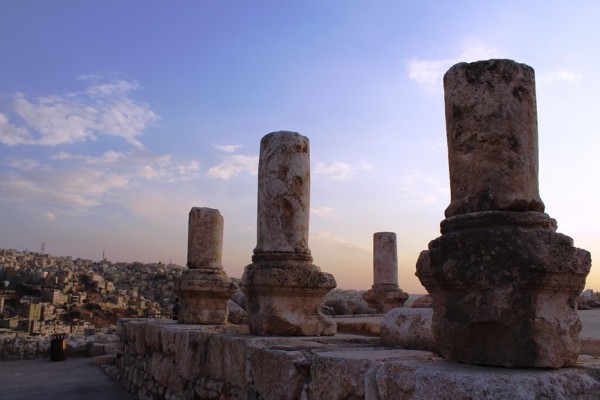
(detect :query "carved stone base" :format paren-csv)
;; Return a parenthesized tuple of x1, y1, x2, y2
(174, 269, 236, 325)
(416, 211, 591, 368)
(242, 254, 337, 336)
(363, 284, 409, 313)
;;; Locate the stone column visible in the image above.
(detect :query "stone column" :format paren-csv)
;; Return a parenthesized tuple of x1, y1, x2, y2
(362, 232, 408, 312)
(416, 59, 591, 368)
(443, 60, 545, 218)
(174, 207, 235, 324)
(242, 131, 337, 336)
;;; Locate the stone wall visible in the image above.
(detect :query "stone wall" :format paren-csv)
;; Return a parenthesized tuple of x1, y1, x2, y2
(116, 318, 600, 399)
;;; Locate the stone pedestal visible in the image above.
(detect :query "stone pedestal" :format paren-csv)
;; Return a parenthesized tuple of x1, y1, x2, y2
(243, 131, 336, 336)
(174, 207, 235, 324)
(416, 59, 591, 368)
(363, 232, 408, 312)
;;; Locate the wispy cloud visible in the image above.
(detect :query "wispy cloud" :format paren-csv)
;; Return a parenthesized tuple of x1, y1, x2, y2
(312, 206, 336, 217)
(0, 76, 204, 215)
(0, 113, 31, 145)
(539, 69, 582, 83)
(397, 170, 449, 205)
(1, 149, 202, 214)
(313, 160, 373, 181)
(207, 154, 258, 180)
(406, 38, 502, 93)
(310, 231, 371, 254)
(0, 77, 158, 148)
(213, 144, 241, 153)
(51, 150, 128, 164)
(45, 212, 57, 221)
(5, 157, 48, 172)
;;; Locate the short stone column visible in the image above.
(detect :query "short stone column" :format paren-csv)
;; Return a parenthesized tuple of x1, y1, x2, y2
(174, 207, 235, 324)
(242, 131, 337, 336)
(362, 232, 408, 312)
(416, 59, 591, 368)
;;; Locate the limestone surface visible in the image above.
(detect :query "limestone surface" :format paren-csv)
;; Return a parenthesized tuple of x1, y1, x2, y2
(362, 288, 408, 314)
(443, 59, 544, 218)
(416, 59, 591, 368)
(174, 269, 235, 325)
(187, 207, 224, 270)
(116, 319, 600, 400)
(243, 131, 336, 336)
(254, 131, 311, 255)
(243, 258, 336, 336)
(363, 232, 408, 312)
(174, 207, 235, 325)
(372, 232, 398, 286)
(417, 211, 591, 367)
(380, 308, 435, 352)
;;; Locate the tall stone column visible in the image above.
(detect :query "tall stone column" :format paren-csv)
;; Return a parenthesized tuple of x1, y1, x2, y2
(363, 232, 408, 312)
(174, 207, 235, 324)
(242, 131, 337, 336)
(416, 59, 591, 368)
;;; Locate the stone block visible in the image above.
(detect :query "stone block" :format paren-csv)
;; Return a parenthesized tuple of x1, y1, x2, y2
(310, 347, 435, 399)
(149, 352, 184, 393)
(380, 308, 435, 352)
(205, 334, 258, 390)
(173, 329, 212, 383)
(250, 348, 309, 400)
(364, 355, 600, 400)
(417, 211, 590, 367)
(243, 260, 336, 336)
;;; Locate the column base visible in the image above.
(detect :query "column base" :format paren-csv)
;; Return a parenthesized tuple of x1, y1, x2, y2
(174, 269, 236, 325)
(416, 211, 591, 368)
(363, 285, 409, 313)
(242, 254, 337, 336)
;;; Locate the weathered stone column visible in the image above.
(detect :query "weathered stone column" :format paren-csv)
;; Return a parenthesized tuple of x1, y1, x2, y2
(363, 232, 408, 312)
(416, 59, 591, 368)
(174, 207, 235, 324)
(242, 131, 337, 336)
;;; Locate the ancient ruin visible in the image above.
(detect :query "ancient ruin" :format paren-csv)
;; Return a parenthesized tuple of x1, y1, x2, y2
(416, 59, 591, 368)
(242, 131, 336, 336)
(362, 232, 408, 312)
(173, 207, 235, 324)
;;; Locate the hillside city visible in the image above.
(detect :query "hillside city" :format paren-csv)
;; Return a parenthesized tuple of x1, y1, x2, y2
(0, 248, 184, 336)
(1, 245, 597, 339)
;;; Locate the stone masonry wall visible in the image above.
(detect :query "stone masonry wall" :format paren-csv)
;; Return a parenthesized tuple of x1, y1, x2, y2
(116, 318, 600, 400)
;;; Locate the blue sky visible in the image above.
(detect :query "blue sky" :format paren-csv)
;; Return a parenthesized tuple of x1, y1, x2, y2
(1, 1, 599, 293)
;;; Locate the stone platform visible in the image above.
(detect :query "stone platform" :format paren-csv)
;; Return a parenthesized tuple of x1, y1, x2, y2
(116, 318, 600, 399)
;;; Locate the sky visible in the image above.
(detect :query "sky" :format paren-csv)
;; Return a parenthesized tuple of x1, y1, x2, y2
(1, 1, 599, 293)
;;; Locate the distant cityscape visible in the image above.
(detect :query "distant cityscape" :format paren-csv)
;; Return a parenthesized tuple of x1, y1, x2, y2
(0, 248, 184, 336)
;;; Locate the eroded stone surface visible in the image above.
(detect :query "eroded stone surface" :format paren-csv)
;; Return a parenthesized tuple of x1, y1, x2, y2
(254, 131, 311, 255)
(244, 258, 336, 336)
(187, 207, 224, 270)
(380, 308, 435, 352)
(243, 131, 336, 336)
(444, 59, 544, 218)
(116, 319, 600, 400)
(363, 232, 408, 312)
(373, 232, 398, 286)
(416, 59, 591, 368)
(174, 207, 235, 325)
(418, 212, 590, 368)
